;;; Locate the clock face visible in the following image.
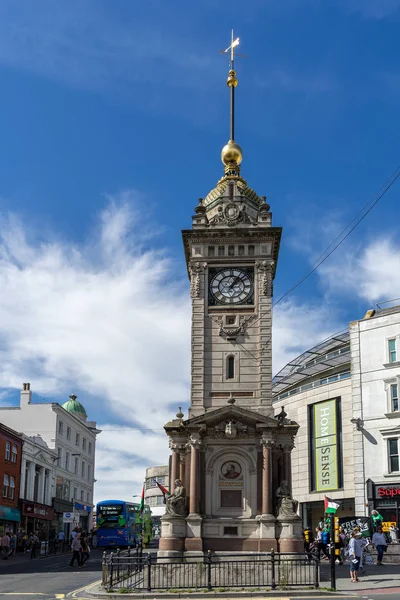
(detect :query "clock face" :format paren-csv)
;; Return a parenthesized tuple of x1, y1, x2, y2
(209, 268, 254, 305)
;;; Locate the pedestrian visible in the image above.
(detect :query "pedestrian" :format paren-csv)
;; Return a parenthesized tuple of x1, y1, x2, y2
(9, 533, 16, 557)
(70, 533, 82, 567)
(303, 526, 313, 555)
(80, 532, 90, 566)
(317, 526, 330, 560)
(348, 530, 363, 583)
(57, 529, 65, 551)
(372, 526, 388, 565)
(1, 532, 10, 560)
(29, 532, 39, 559)
(338, 526, 347, 564)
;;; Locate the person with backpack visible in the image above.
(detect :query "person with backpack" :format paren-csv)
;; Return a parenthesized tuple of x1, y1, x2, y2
(316, 526, 330, 560)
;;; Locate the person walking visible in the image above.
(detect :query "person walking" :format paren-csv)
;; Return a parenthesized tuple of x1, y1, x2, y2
(338, 526, 347, 564)
(29, 533, 39, 559)
(372, 526, 388, 565)
(1, 532, 10, 560)
(69, 533, 82, 567)
(9, 533, 16, 557)
(80, 532, 90, 566)
(348, 530, 363, 583)
(57, 529, 65, 552)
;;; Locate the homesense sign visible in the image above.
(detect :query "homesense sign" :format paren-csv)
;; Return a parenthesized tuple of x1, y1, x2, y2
(313, 399, 339, 492)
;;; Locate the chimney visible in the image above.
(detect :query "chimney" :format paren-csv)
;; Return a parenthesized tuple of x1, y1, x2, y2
(21, 382, 32, 406)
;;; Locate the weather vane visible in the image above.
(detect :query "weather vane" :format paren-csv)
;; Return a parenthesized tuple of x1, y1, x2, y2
(220, 30, 245, 144)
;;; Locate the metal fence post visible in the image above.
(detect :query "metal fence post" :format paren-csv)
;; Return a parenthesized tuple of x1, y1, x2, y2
(102, 551, 107, 588)
(314, 554, 320, 589)
(109, 552, 114, 590)
(147, 552, 152, 592)
(270, 549, 276, 589)
(207, 550, 212, 591)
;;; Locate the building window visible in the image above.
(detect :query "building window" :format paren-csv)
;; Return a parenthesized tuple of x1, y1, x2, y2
(218, 246, 225, 257)
(389, 339, 397, 364)
(82, 438, 86, 451)
(76, 433, 80, 447)
(73, 487, 77, 499)
(208, 246, 215, 257)
(88, 442, 92, 455)
(238, 245, 245, 256)
(146, 476, 165, 489)
(57, 447, 62, 464)
(228, 245, 235, 256)
(248, 245, 255, 256)
(388, 438, 399, 473)
(80, 490, 84, 501)
(227, 355, 235, 379)
(74, 457, 79, 475)
(58, 421, 63, 436)
(5, 441, 10, 461)
(66, 426, 71, 441)
(3, 475, 9, 497)
(86, 492, 90, 503)
(9, 476, 15, 499)
(11, 445, 17, 463)
(88, 464, 91, 481)
(81, 461, 86, 478)
(65, 452, 70, 471)
(391, 384, 399, 412)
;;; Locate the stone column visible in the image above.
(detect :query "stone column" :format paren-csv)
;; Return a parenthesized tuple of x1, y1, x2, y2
(170, 447, 180, 494)
(189, 441, 199, 515)
(262, 442, 273, 516)
(27, 461, 35, 501)
(179, 449, 186, 485)
(283, 445, 293, 492)
(39, 467, 46, 504)
(186, 434, 203, 552)
(20, 457, 27, 500)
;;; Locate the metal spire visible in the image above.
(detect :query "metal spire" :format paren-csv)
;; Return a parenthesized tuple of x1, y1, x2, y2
(223, 30, 240, 142)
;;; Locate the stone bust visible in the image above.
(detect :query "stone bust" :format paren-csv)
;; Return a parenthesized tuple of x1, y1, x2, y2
(165, 479, 188, 517)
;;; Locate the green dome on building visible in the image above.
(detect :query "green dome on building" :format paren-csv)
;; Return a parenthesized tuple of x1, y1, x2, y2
(62, 394, 87, 419)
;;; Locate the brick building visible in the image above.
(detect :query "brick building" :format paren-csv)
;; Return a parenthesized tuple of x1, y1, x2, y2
(0, 423, 23, 533)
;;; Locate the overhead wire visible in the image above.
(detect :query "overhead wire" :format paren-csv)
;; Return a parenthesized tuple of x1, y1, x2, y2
(240, 165, 400, 361)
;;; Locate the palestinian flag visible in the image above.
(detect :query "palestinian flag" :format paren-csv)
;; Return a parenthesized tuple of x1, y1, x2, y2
(139, 484, 145, 513)
(156, 481, 170, 504)
(324, 496, 340, 514)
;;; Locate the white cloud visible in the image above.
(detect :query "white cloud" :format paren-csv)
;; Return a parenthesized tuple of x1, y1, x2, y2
(318, 237, 400, 304)
(0, 193, 191, 503)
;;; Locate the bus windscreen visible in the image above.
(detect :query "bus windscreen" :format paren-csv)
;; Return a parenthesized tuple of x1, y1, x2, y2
(97, 504, 126, 528)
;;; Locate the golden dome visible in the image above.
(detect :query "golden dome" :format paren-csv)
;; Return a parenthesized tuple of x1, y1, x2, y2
(221, 140, 243, 166)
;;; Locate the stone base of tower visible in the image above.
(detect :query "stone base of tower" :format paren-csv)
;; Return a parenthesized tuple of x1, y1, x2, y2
(158, 515, 187, 558)
(276, 514, 304, 553)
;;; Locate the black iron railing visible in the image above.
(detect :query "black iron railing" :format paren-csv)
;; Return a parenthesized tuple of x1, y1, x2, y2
(102, 550, 319, 592)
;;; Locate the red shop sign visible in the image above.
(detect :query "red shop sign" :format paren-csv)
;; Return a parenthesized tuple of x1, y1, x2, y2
(377, 487, 400, 498)
(21, 501, 54, 521)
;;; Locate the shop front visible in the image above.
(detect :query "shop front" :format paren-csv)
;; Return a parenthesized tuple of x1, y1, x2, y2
(371, 483, 400, 528)
(0, 505, 21, 534)
(74, 502, 92, 531)
(20, 501, 54, 539)
(52, 498, 74, 536)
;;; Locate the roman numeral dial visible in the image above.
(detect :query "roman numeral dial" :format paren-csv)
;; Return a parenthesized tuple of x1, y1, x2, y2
(209, 268, 254, 306)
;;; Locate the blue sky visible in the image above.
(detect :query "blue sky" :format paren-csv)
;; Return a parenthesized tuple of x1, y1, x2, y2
(0, 0, 400, 502)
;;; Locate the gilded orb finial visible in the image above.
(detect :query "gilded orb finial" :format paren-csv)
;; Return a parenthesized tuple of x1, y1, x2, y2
(221, 140, 243, 166)
(227, 69, 238, 88)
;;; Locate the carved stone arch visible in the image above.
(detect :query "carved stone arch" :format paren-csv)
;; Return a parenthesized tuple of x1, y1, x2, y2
(206, 445, 257, 474)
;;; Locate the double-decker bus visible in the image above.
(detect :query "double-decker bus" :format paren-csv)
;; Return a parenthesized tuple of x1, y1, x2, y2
(96, 500, 153, 548)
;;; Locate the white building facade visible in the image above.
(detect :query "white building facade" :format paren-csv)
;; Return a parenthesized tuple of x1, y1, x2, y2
(144, 465, 169, 524)
(0, 383, 100, 532)
(350, 305, 400, 521)
(273, 304, 400, 529)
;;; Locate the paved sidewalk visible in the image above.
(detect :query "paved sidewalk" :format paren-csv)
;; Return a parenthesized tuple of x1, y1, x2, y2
(0, 547, 71, 566)
(320, 562, 400, 593)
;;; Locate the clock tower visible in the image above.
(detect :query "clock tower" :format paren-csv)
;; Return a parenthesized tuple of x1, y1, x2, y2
(159, 33, 301, 555)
